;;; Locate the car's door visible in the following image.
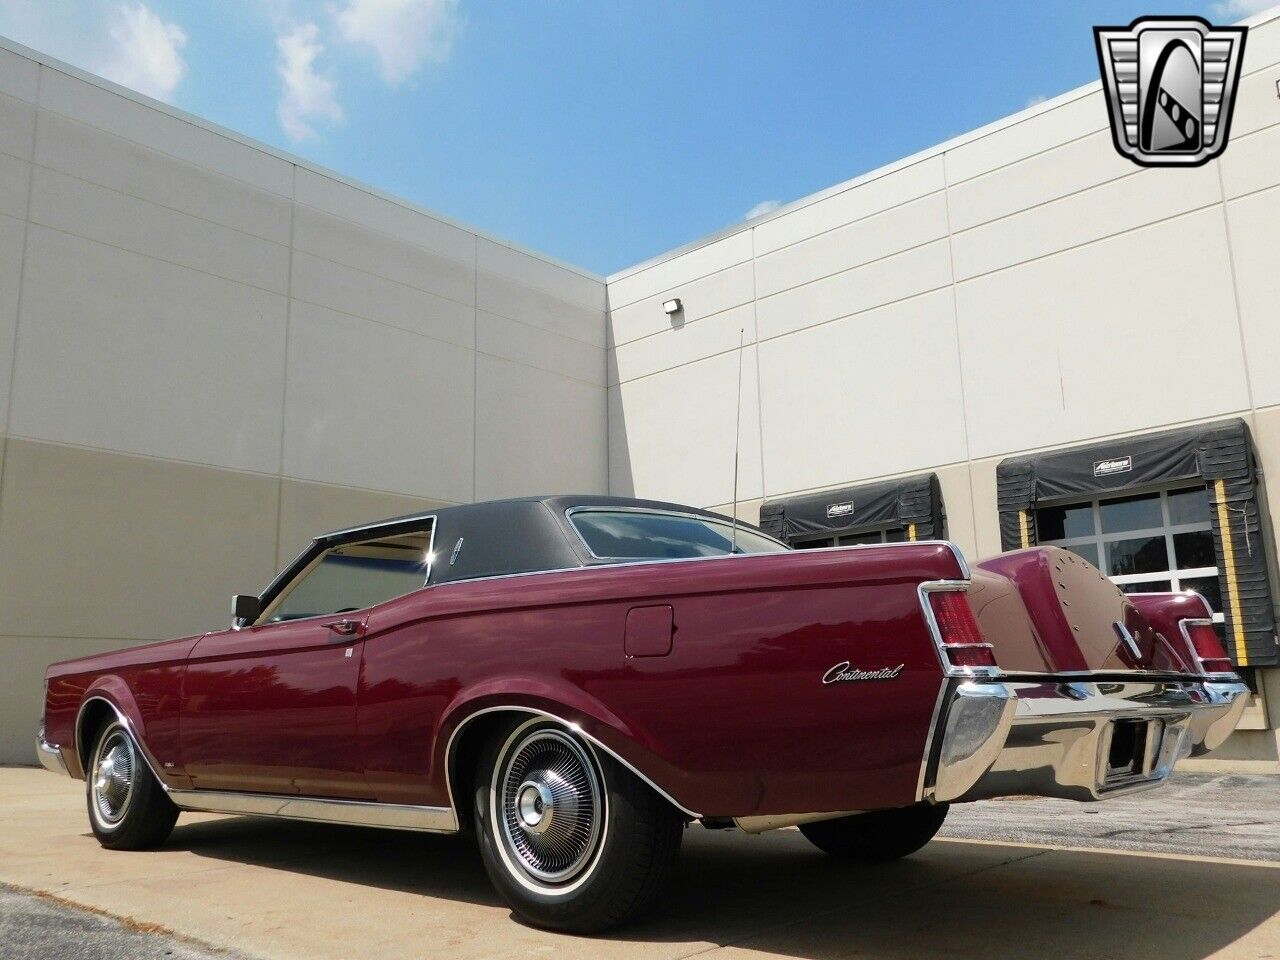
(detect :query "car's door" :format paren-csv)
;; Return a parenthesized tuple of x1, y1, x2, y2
(181, 527, 433, 799)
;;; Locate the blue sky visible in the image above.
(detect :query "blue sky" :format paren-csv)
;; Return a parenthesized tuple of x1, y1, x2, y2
(0, 0, 1267, 274)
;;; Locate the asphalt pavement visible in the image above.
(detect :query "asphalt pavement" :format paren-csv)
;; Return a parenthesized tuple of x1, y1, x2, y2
(941, 773, 1280, 860)
(0, 885, 244, 960)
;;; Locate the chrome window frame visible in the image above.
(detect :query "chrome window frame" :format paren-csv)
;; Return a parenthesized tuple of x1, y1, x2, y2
(247, 516, 438, 628)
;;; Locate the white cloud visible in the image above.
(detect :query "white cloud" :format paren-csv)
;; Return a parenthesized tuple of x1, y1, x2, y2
(745, 199, 782, 220)
(277, 22, 344, 140)
(0, 0, 187, 102)
(1214, 0, 1277, 19)
(1025, 93, 1048, 109)
(100, 2, 187, 100)
(334, 0, 461, 86)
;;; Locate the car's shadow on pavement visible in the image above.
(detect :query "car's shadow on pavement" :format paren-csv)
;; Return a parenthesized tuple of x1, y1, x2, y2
(169, 815, 1280, 958)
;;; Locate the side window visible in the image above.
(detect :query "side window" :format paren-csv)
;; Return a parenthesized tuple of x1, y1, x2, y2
(262, 528, 432, 623)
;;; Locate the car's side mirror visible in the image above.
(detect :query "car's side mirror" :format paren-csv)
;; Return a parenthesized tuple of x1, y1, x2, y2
(232, 594, 261, 625)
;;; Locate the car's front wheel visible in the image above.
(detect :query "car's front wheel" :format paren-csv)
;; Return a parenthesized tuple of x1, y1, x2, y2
(473, 717, 683, 933)
(86, 720, 178, 849)
(799, 803, 949, 861)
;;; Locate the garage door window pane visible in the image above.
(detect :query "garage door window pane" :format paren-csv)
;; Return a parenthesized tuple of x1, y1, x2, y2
(1174, 530, 1216, 570)
(1121, 580, 1173, 594)
(1037, 503, 1095, 540)
(795, 537, 834, 549)
(1063, 542, 1100, 567)
(1168, 486, 1211, 525)
(1107, 536, 1168, 576)
(1100, 493, 1162, 534)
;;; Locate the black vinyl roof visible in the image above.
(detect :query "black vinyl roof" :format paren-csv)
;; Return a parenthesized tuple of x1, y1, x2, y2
(315, 494, 759, 586)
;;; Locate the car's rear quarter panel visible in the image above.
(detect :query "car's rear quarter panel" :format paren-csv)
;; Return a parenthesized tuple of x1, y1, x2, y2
(359, 544, 962, 818)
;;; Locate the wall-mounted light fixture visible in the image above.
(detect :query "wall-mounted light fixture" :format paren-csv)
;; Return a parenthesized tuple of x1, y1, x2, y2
(662, 298, 683, 315)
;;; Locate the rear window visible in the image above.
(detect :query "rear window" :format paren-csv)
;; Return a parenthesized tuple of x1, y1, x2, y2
(570, 510, 787, 560)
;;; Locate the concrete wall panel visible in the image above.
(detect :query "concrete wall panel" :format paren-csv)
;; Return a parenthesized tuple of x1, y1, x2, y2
(608, 261, 753, 348)
(609, 346, 763, 507)
(293, 203, 475, 306)
(0, 92, 35, 162)
(35, 113, 292, 245)
(956, 208, 1247, 458)
(755, 239, 952, 341)
(281, 301, 475, 501)
(1221, 123, 1280, 200)
(944, 91, 1107, 186)
(477, 310, 604, 386)
(0, 154, 28, 220)
(294, 168, 473, 262)
(946, 130, 1133, 233)
(608, 232, 752, 309)
(757, 289, 967, 495)
(610, 303, 755, 386)
(755, 193, 948, 299)
(0, 437, 278, 640)
(29, 166, 289, 293)
(475, 355, 607, 501)
(753, 157, 945, 256)
(0, 45, 39, 102)
(1226, 186, 1280, 408)
(10, 225, 288, 472)
(0, 215, 23, 431)
(290, 249, 474, 350)
(951, 162, 1222, 281)
(39, 69, 293, 197)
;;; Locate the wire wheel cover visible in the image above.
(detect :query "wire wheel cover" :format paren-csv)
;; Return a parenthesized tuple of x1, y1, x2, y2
(498, 730, 603, 883)
(92, 728, 135, 826)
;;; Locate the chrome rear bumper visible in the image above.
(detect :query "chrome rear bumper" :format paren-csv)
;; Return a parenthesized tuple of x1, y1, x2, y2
(926, 677, 1251, 804)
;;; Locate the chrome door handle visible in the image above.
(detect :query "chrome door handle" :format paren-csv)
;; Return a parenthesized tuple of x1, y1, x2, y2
(327, 619, 360, 638)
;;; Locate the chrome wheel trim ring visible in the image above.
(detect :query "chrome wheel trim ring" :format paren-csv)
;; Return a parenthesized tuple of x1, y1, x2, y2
(491, 721, 606, 893)
(90, 724, 136, 829)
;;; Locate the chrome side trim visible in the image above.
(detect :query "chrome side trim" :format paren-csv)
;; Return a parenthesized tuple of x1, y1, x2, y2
(733, 810, 863, 834)
(914, 679, 949, 802)
(167, 789, 458, 833)
(916, 580, 1002, 680)
(444, 705, 702, 820)
(36, 730, 68, 776)
(417, 535, 971, 591)
(1177, 617, 1242, 680)
(73, 696, 169, 786)
(929, 682, 1016, 802)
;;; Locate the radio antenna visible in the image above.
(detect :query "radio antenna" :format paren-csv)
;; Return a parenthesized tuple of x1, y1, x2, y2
(731, 327, 744, 553)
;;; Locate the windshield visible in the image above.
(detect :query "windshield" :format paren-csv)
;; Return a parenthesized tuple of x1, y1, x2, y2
(569, 510, 788, 560)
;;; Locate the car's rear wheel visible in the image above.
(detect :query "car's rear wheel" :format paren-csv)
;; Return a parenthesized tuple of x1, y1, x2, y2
(86, 720, 178, 850)
(473, 717, 683, 933)
(799, 803, 948, 861)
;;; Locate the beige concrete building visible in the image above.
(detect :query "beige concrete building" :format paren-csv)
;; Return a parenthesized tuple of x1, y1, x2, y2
(3, 6, 1280, 767)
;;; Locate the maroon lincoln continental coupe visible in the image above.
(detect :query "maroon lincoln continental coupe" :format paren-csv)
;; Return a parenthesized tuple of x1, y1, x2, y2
(38, 495, 1249, 931)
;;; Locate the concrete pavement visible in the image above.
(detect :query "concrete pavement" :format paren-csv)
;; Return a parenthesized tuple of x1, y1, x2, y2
(0, 766, 1277, 960)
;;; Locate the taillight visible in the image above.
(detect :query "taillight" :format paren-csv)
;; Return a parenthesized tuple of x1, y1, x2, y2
(927, 589, 999, 672)
(1180, 618, 1235, 675)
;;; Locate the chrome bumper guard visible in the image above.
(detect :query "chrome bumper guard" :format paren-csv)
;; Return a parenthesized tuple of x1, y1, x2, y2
(926, 677, 1251, 804)
(36, 727, 69, 776)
